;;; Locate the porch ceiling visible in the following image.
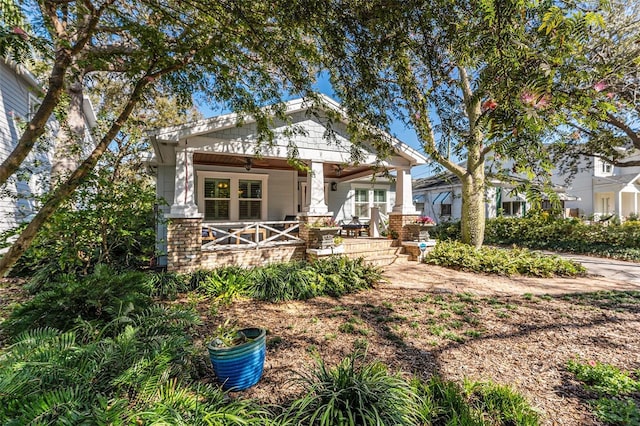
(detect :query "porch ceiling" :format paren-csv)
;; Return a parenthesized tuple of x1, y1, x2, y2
(193, 152, 374, 180)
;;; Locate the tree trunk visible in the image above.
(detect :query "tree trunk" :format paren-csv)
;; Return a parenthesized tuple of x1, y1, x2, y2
(0, 51, 71, 186)
(460, 160, 486, 248)
(51, 77, 86, 185)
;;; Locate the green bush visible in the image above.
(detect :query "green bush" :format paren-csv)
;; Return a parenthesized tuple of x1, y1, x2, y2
(249, 261, 324, 302)
(425, 240, 586, 277)
(567, 358, 640, 425)
(5, 169, 159, 279)
(484, 217, 640, 261)
(188, 257, 381, 303)
(279, 352, 420, 425)
(1, 265, 157, 339)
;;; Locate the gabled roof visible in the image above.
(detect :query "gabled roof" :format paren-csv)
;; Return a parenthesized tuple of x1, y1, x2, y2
(594, 173, 640, 187)
(148, 94, 428, 166)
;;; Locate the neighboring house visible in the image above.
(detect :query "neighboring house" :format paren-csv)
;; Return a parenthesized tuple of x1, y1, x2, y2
(0, 59, 54, 233)
(563, 154, 640, 220)
(148, 95, 428, 272)
(413, 154, 640, 223)
(0, 58, 97, 235)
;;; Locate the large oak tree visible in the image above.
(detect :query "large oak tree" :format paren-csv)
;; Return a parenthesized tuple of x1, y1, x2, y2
(303, 0, 595, 247)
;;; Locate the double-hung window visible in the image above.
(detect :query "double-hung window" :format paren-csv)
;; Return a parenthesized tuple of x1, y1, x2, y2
(354, 189, 369, 218)
(352, 186, 390, 219)
(198, 172, 267, 221)
(238, 179, 262, 220)
(373, 189, 387, 214)
(203, 178, 230, 220)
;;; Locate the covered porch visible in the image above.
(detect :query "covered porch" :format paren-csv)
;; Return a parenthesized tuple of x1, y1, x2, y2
(149, 96, 428, 272)
(593, 173, 640, 220)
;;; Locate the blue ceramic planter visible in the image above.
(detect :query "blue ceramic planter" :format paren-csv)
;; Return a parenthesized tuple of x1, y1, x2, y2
(207, 328, 266, 391)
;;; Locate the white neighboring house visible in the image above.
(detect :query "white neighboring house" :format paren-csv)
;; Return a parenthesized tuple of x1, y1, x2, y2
(564, 154, 640, 220)
(413, 154, 640, 223)
(0, 58, 97, 234)
(148, 94, 428, 268)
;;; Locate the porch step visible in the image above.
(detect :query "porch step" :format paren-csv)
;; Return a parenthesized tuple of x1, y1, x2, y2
(342, 238, 412, 266)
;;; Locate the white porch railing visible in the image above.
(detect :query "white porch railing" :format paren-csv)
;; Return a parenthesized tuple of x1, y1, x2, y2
(201, 220, 302, 250)
(377, 211, 389, 234)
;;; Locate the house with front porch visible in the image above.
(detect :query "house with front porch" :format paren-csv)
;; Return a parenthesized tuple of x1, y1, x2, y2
(149, 95, 429, 272)
(413, 153, 640, 223)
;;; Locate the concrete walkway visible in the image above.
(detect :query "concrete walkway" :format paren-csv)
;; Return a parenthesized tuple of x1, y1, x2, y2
(553, 253, 640, 285)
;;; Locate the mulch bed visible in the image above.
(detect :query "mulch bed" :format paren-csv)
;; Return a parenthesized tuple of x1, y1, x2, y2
(192, 277, 640, 426)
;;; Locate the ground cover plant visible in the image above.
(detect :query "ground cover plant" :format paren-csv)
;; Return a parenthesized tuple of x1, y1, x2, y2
(567, 358, 640, 425)
(188, 256, 383, 303)
(2, 259, 639, 424)
(425, 240, 586, 277)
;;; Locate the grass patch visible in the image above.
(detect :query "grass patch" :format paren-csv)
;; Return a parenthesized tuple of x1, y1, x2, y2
(567, 358, 640, 425)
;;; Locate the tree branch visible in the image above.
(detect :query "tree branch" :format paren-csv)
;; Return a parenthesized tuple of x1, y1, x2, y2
(605, 112, 640, 149)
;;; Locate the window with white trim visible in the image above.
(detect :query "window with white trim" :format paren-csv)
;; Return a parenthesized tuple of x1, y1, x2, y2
(354, 189, 369, 218)
(440, 203, 452, 216)
(198, 172, 268, 221)
(501, 201, 524, 216)
(203, 178, 230, 220)
(238, 179, 262, 220)
(28, 93, 41, 120)
(352, 186, 390, 219)
(373, 189, 387, 214)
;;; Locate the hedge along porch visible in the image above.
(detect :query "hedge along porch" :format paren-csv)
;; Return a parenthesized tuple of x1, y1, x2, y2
(149, 95, 428, 273)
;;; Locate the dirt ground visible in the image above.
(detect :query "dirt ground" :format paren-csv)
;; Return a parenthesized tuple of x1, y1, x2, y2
(193, 263, 640, 426)
(2, 265, 639, 425)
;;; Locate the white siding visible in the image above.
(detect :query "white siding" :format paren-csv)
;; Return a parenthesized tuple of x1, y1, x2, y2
(0, 61, 54, 233)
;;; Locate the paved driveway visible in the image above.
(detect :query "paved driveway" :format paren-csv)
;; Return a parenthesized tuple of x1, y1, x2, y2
(554, 253, 640, 285)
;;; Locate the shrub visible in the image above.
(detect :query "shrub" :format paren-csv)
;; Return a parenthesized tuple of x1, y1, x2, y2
(249, 261, 324, 302)
(484, 217, 640, 261)
(0, 307, 268, 425)
(425, 240, 586, 277)
(280, 352, 420, 425)
(2, 265, 156, 339)
(194, 257, 381, 303)
(310, 256, 382, 297)
(5, 169, 159, 279)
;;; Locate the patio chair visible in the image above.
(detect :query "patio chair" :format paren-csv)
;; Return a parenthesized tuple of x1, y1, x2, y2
(202, 227, 216, 242)
(340, 216, 369, 238)
(272, 215, 299, 238)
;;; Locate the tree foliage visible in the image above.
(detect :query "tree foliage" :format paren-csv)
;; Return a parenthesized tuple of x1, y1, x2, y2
(0, 0, 318, 276)
(544, 0, 640, 170)
(301, 0, 588, 246)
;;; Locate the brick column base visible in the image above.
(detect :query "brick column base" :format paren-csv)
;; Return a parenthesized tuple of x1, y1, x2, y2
(166, 217, 203, 273)
(388, 213, 420, 242)
(299, 214, 334, 249)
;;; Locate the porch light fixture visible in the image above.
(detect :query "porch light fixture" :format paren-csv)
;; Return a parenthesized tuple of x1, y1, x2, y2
(245, 157, 252, 171)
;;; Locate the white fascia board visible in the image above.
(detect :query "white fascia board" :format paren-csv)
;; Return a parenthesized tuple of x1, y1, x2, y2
(3, 57, 42, 94)
(148, 93, 428, 165)
(82, 96, 97, 129)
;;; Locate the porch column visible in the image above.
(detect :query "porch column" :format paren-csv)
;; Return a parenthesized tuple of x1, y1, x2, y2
(392, 167, 419, 214)
(306, 160, 328, 214)
(615, 190, 622, 220)
(169, 147, 201, 217)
